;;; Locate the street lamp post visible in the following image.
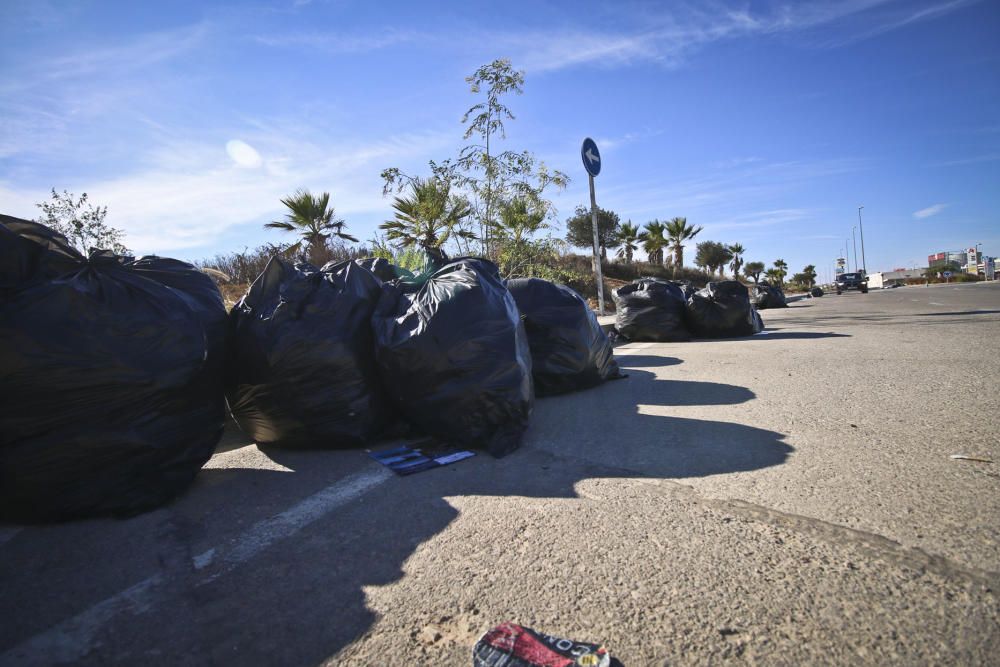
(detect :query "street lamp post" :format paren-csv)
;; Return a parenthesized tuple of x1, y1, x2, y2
(852, 227, 858, 274)
(858, 205, 867, 274)
(845, 240, 850, 274)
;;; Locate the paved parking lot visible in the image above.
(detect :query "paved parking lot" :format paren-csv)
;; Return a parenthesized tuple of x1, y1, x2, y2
(2, 282, 998, 665)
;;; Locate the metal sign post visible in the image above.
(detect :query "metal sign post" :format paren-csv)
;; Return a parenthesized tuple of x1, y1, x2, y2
(581, 137, 604, 315)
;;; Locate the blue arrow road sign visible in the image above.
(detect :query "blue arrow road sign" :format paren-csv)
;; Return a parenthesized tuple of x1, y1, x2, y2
(581, 137, 601, 177)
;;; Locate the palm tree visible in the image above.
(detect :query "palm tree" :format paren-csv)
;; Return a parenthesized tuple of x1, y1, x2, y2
(773, 258, 788, 285)
(379, 177, 474, 251)
(665, 217, 703, 270)
(615, 221, 641, 263)
(744, 261, 765, 284)
(728, 243, 745, 279)
(265, 189, 357, 266)
(764, 268, 782, 285)
(642, 220, 666, 264)
(497, 196, 545, 244)
(801, 264, 817, 288)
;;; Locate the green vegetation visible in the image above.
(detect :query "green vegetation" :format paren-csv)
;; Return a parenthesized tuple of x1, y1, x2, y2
(614, 222, 641, 263)
(265, 189, 357, 266)
(565, 205, 620, 259)
(641, 220, 667, 265)
(379, 177, 474, 252)
(744, 261, 765, 284)
(694, 240, 733, 276)
(35, 189, 129, 255)
(380, 58, 568, 276)
(728, 243, 745, 278)
(665, 217, 703, 270)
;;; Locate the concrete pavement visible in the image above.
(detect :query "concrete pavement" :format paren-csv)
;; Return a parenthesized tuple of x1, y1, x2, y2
(1, 282, 998, 665)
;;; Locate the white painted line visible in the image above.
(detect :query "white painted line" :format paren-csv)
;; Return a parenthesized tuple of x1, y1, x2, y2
(929, 302, 944, 306)
(1, 467, 392, 666)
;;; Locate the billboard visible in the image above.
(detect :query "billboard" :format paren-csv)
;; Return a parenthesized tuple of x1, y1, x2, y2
(967, 248, 978, 275)
(986, 257, 996, 281)
(836, 257, 845, 275)
(928, 252, 946, 264)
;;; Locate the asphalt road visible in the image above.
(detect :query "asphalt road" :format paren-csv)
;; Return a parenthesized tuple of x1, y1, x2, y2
(2, 281, 998, 666)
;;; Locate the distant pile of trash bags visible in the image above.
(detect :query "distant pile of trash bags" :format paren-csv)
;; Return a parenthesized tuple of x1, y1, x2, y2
(613, 278, 770, 342)
(0, 216, 620, 521)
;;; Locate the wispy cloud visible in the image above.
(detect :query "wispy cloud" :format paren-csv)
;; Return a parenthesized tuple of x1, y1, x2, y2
(491, 0, 975, 73)
(252, 28, 417, 53)
(913, 203, 947, 218)
(2, 22, 209, 91)
(929, 153, 1000, 167)
(708, 208, 813, 230)
(814, 0, 977, 47)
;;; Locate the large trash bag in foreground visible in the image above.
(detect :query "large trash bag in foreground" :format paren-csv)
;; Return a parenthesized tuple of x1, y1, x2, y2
(0, 217, 227, 521)
(613, 278, 690, 342)
(750, 283, 788, 309)
(227, 258, 388, 448)
(507, 277, 621, 396)
(686, 280, 764, 338)
(372, 258, 533, 457)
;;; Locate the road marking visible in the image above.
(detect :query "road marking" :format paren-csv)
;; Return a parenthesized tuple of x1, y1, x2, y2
(929, 302, 944, 306)
(1, 467, 392, 665)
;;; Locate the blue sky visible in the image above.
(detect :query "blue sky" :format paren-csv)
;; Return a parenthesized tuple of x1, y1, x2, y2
(1, 0, 998, 279)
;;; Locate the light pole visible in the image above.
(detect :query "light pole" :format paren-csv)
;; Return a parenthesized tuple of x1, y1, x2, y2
(845, 240, 851, 273)
(858, 205, 867, 274)
(852, 226, 859, 274)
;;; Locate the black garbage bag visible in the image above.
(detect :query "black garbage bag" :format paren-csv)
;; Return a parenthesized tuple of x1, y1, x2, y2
(506, 278, 621, 396)
(810, 286, 824, 297)
(686, 280, 765, 338)
(372, 257, 533, 457)
(227, 257, 388, 448)
(750, 283, 788, 309)
(0, 217, 227, 521)
(353, 256, 413, 283)
(612, 278, 690, 342)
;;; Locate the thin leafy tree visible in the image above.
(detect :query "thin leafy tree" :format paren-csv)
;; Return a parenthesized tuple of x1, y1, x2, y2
(615, 221, 641, 263)
(379, 177, 474, 253)
(665, 217, 703, 270)
(382, 59, 568, 261)
(265, 189, 357, 266)
(35, 189, 129, 255)
(461, 59, 523, 251)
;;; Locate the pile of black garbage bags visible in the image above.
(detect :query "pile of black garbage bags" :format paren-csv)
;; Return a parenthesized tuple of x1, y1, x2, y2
(613, 277, 765, 341)
(749, 282, 788, 309)
(1, 216, 621, 521)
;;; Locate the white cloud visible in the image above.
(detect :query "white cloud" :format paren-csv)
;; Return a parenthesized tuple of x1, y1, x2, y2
(913, 203, 947, 218)
(488, 0, 975, 73)
(226, 140, 263, 168)
(1, 127, 455, 256)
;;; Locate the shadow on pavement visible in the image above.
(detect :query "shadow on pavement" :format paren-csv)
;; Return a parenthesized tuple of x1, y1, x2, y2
(615, 354, 683, 368)
(0, 362, 792, 665)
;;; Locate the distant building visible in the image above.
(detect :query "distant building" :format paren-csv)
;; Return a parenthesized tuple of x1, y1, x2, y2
(867, 269, 925, 288)
(927, 250, 969, 270)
